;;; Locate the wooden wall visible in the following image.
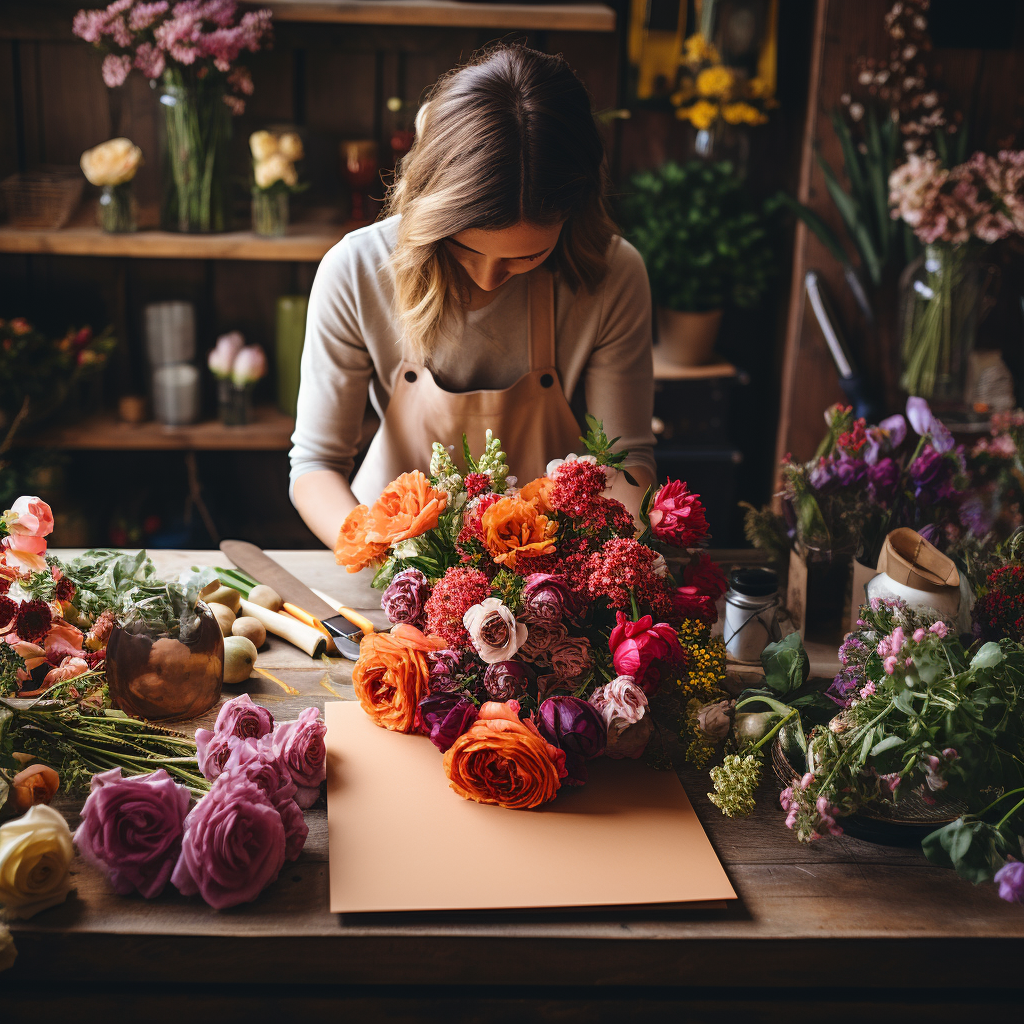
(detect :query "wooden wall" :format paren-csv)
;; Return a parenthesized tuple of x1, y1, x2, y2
(775, 0, 1024, 467)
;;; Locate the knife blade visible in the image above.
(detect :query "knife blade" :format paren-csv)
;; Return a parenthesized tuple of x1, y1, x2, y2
(219, 540, 364, 661)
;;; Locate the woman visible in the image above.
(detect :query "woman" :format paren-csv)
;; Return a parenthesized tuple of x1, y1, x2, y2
(290, 44, 656, 548)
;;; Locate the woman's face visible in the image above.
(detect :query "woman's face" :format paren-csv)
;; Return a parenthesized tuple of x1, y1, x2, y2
(446, 220, 564, 292)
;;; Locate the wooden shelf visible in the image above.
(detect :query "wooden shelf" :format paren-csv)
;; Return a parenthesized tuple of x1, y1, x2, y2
(653, 347, 738, 381)
(268, 1, 615, 31)
(21, 407, 295, 451)
(0, 204, 363, 262)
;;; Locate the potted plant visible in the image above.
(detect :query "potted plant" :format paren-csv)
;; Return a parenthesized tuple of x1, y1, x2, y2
(622, 161, 774, 366)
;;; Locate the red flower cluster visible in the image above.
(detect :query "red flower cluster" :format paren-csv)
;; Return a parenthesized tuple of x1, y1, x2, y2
(464, 472, 493, 499)
(975, 564, 1024, 642)
(836, 419, 868, 454)
(423, 567, 492, 648)
(583, 538, 665, 611)
(683, 552, 729, 602)
(550, 460, 608, 518)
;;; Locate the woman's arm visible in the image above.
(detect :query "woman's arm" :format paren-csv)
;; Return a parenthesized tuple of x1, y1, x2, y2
(292, 470, 359, 549)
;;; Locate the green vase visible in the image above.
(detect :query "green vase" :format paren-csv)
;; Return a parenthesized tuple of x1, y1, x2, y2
(276, 295, 308, 417)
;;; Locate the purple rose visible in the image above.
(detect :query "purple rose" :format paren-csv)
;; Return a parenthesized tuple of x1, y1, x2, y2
(909, 444, 955, 502)
(221, 740, 308, 862)
(549, 635, 591, 681)
(537, 696, 607, 786)
(522, 573, 579, 623)
(171, 773, 286, 910)
(995, 858, 1024, 903)
(482, 659, 529, 701)
(867, 457, 901, 506)
(195, 728, 241, 782)
(381, 568, 429, 627)
(417, 693, 478, 752)
(213, 693, 274, 741)
(260, 708, 327, 808)
(75, 768, 189, 899)
(427, 648, 463, 692)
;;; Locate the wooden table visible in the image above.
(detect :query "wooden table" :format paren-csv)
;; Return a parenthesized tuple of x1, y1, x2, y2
(4, 551, 1022, 1021)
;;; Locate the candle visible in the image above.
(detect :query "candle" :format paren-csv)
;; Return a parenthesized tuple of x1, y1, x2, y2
(276, 295, 307, 417)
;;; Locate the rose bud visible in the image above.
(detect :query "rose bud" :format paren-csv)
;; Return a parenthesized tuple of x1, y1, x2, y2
(537, 696, 607, 785)
(417, 693, 478, 752)
(11, 764, 60, 811)
(696, 699, 735, 743)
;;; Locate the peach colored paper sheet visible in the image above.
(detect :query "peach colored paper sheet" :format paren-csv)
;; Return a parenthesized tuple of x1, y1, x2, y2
(326, 701, 737, 914)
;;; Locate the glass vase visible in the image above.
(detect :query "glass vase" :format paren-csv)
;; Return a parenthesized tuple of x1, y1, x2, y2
(692, 121, 750, 178)
(898, 243, 985, 405)
(160, 68, 231, 233)
(252, 188, 289, 236)
(218, 378, 254, 425)
(106, 601, 224, 721)
(97, 182, 136, 233)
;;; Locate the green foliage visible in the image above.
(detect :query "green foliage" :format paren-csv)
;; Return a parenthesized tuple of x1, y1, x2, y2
(922, 817, 1018, 885)
(761, 632, 810, 695)
(0, 644, 24, 699)
(580, 414, 628, 469)
(739, 501, 790, 563)
(621, 160, 776, 313)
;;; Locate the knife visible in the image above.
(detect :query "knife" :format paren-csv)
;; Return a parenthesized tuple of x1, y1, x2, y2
(219, 540, 365, 661)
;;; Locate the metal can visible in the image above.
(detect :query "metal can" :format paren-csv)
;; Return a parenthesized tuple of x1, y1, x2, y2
(724, 568, 781, 664)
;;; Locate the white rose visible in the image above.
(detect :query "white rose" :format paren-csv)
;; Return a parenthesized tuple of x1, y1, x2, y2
(589, 676, 648, 727)
(249, 130, 278, 161)
(277, 132, 304, 162)
(80, 137, 142, 186)
(0, 804, 74, 919)
(463, 597, 527, 664)
(254, 154, 297, 189)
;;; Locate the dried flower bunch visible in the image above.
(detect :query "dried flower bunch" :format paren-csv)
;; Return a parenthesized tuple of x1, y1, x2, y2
(336, 420, 729, 809)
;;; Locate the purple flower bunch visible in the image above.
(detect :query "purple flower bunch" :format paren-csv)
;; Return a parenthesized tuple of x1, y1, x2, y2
(76, 694, 323, 910)
(73, 0, 272, 102)
(381, 567, 430, 628)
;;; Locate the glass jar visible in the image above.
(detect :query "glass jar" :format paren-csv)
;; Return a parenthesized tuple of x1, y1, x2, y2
(252, 188, 289, 236)
(217, 378, 254, 425)
(106, 600, 224, 721)
(724, 568, 780, 664)
(97, 182, 136, 233)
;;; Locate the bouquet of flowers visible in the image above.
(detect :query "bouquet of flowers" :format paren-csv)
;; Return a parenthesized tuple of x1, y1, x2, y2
(745, 397, 969, 567)
(335, 420, 729, 809)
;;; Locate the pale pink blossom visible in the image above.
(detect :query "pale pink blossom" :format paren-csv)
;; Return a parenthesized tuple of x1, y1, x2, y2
(101, 53, 132, 88)
(230, 344, 267, 385)
(929, 620, 948, 638)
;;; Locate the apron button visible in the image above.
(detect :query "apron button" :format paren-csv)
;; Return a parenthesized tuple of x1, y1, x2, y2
(540, 373, 554, 388)
(404, 370, 417, 383)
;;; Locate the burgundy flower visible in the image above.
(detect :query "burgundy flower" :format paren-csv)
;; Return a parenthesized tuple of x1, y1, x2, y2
(0, 596, 17, 635)
(482, 660, 529, 701)
(427, 648, 463, 692)
(381, 568, 430, 627)
(521, 573, 579, 623)
(16, 599, 51, 644)
(548, 635, 591, 681)
(417, 693, 478, 752)
(682, 552, 728, 602)
(537, 696, 607, 785)
(867, 457, 902, 506)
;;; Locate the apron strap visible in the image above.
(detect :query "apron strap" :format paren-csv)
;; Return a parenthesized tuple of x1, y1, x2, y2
(527, 269, 555, 371)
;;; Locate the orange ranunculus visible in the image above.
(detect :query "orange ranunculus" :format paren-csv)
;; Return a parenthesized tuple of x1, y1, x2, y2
(442, 701, 564, 810)
(335, 504, 390, 573)
(480, 496, 557, 568)
(352, 623, 446, 732)
(519, 476, 555, 514)
(11, 764, 60, 811)
(365, 471, 447, 547)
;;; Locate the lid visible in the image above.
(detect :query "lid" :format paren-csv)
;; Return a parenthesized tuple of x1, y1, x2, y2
(729, 568, 778, 597)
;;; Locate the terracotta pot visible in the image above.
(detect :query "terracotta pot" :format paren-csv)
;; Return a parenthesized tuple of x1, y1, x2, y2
(656, 307, 723, 366)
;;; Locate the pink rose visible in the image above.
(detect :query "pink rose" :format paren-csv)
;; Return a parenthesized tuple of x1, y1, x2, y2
(195, 728, 241, 782)
(221, 739, 308, 862)
(260, 707, 327, 809)
(6, 496, 54, 538)
(75, 768, 190, 899)
(463, 597, 527, 664)
(171, 772, 286, 910)
(607, 612, 681, 695)
(231, 344, 267, 385)
(589, 675, 648, 726)
(207, 331, 244, 378)
(647, 480, 709, 548)
(2, 495, 53, 572)
(213, 693, 274, 741)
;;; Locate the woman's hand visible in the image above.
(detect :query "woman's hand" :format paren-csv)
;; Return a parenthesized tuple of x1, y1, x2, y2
(292, 470, 360, 549)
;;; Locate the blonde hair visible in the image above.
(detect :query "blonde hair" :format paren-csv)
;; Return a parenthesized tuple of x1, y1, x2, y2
(383, 44, 617, 362)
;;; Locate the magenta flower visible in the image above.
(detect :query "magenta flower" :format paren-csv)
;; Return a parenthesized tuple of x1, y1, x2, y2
(608, 612, 681, 695)
(75, 768, 189, 899)
(171, 772, 286, 910)
(213, 692, 274, 741)
(482, 660, 529, 701)
(521, 573, 579, 623)
(194, 727, 240, 781)
(260, 708, 327, 809)
(537, 696, 607, 785)
(417, 694, 478, 753)
(995, 859, 1024, 903)
(381, 568, 430, 627)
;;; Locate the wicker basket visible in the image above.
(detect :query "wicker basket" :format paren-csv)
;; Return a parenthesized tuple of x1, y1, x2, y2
(772, 735, 966, 827)
(1, 168, 83, 228)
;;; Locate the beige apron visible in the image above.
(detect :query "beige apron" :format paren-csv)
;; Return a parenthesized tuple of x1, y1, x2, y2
(352, 268, 582, 504)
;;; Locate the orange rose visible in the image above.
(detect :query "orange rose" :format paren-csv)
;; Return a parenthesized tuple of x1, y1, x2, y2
(11, 764, 60, 811)
(443, 701, 564, 809)
(352, 623, 446, 732)
(480, 495, 557, 568)
(365, 471, 447, 546)
(519, 476, 555, 514)
(335, 504, 389, 573)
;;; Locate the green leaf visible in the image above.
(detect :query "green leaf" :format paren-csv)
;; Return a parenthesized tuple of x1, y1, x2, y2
(775, 192, 851, 268)
(870, 735, 905, 757)
(830, 110, 868, 210)
(816, 154, 883, 285)
(461, 434, 478, 473)
(922, 818, 1017, 885)
(760, 632, 810, 695)
(971, 643, 1005, 671)
(863, 105, 892, 263)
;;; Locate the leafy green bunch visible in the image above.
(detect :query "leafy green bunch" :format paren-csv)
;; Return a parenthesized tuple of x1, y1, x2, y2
(621, 161, 776, 313)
